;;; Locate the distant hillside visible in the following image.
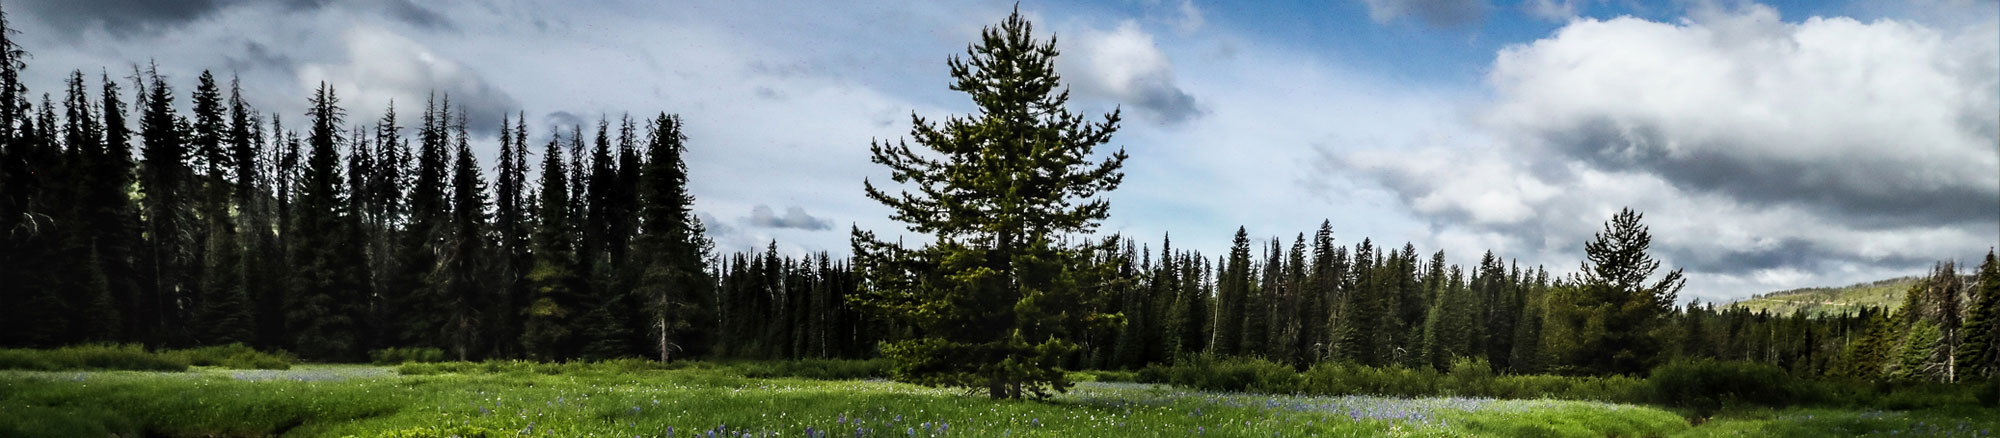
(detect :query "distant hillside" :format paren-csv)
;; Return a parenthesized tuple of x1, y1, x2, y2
(1724, 277, 1920, 316)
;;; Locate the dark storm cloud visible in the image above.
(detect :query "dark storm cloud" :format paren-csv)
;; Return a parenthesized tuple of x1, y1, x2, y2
(543, 111, 585, 130)
(746, 205, 834, 231)
(19, 0, 451, 38)
(380, 0, 453, 31)
(223, 41, 294, 74)
(19, 0, 224, 37)
(1541, 118, 2000, 230)
(1360, 0, 1488, 29)
(1128, 74, 1204, 125)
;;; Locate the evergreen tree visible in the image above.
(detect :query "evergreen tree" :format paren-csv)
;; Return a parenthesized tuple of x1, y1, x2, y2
(630, 113, 712, 361)
(522, 131, 583, 360)
(852, 9, 1127, 400)
(60, 71, 125, 343)
(136, 65, 195, 346)
(1339, 239, 1384, 365)
(491, 112, 532, 358)
(1549, 208, 1684, 375)
(1215, 227, 1251, 356)
(432, 115, 490, 360)
(394, 95, 451, 347)
(1960, 251, 2000, 380)
(188, 70, 253, 346)
(285, 83, 366, 361)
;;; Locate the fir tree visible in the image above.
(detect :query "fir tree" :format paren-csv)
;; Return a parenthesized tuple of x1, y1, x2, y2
(433, 115, 490, 360)
(285, 83, 366, 361)
(630, 113, 712, 361)
(1960, 251, 2000, 380)
(852, 9, 1127, 399)
(522, 131, 583, 360)
(1550, 208, 1684, 375)
(491, 112, 533, 358)
(136, 65, 195, 346)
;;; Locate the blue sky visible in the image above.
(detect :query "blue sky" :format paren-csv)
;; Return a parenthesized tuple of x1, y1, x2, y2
(11, 0, 1998, 302)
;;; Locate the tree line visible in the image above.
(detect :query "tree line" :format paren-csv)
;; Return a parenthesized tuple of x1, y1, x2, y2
(1, 5, 1996, 389)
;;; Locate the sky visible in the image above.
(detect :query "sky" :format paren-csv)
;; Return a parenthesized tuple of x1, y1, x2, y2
(9, 0, 1997, 303)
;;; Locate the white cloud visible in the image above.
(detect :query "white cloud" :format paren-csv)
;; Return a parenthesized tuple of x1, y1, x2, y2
(297, 26, 519, 132)
(1069, 21, 1205, 125)
(1337, 3, 2000, 301)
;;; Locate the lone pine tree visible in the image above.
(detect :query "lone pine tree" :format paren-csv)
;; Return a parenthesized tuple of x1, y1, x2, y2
(852, 9, 1128, 400)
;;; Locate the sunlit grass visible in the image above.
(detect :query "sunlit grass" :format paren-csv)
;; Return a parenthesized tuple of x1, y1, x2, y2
(1, 365, 1704, 437)
(7, 364, 1993, 437)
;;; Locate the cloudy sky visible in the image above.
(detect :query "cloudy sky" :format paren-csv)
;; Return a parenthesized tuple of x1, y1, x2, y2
(11, 0, 1996, 302)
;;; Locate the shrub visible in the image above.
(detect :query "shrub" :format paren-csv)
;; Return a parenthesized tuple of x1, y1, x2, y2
(1445, 357, 1495, 396)
(731, 359, 890, 380)
(165, 344, 294, 370)
(1144, 355, 1302, 393)
(364, 425, 504, 438)
(0, 344, 187, 371)
(1975, 380, 1999, 408)
(1080, 370, 1138, 383)
(369, 347, 446, 365)
(1648, 359, 1795, 415)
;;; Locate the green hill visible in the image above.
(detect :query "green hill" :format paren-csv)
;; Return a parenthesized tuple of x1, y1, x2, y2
(1724, 276, 1920, 316)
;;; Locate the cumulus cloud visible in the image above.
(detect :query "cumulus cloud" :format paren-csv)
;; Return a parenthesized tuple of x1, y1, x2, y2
(1359, 0, 1488, 29)
(746, 205, 834, 231)
(1486, 3, 1999, 228)
(1331, 4, 2000, 300)
(1070, 21, 1205, 125)
(298, 26, 519, 135)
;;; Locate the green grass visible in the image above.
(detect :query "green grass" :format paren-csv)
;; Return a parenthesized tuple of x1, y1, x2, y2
(1668, 406, 2000, 437)
(5, 363, 1990, 437)
(1726, 276, 1918, 316)
(0, 344, 296, 372)
(2, 364, 1699, 438)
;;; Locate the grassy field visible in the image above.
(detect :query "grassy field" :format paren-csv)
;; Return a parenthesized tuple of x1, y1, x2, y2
(3, 365, 1995, 438)
(1726, 276, 1919, 316)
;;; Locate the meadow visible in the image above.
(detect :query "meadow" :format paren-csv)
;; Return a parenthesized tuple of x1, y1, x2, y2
(4, 359, 1996, 438)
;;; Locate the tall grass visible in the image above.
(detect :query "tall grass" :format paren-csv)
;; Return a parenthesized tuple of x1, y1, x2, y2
(0, 344, 293, 371)
(394, 358, 890, 380)
(0, 344, 187, 371)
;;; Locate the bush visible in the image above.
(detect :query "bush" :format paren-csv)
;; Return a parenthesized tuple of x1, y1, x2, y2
(730, 359, 890, 380)
(1076, 370, 1138, 383)
(369, 347, 446, 365)
(1445, 358, 1495, 396)
(0, 344, 187, 371)
(1649, 359, 1796, 415)
(164, 344, 294, 370)
(363, 425, 504, 438)
(1976, 380, 2000, 408)
(1141, 355, 1301, 393)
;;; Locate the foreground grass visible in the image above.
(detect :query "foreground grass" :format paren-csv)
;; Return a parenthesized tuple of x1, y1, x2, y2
(1668, 407, 2000, 438)
(2, 365, 1696, 437)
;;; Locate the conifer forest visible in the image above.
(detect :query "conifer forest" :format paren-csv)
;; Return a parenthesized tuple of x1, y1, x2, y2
(1, 1, 1997, 437)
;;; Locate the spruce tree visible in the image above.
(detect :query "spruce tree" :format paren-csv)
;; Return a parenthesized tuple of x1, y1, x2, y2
(1214, 227, 1251, 356)
(491, 113, 532, 358)
(433, 116, 490, 360)
(187, 71, 253, 346)
(523, 131, 583, 360)
(630, 113, 712, 361)
(852, 9, 1127, 399)
(1960, 251, 2000, 380)
(1553, 208, 1685, 375)
(137, 65, 195, 346)
(286, 83, 366, 361)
